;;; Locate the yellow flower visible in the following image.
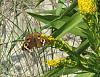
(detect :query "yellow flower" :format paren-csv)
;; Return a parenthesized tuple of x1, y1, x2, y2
(55, 58, 61, 64)
(47, 58, 61, 67)
(41, 33, 46, 37)
(47, 60, 56, 66)
(78, 0, 97, 14)
(48, 36, 55, 41)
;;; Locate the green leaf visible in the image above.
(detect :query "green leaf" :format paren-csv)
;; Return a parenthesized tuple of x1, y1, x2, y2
(41, 67, 63, 77)
(35, 0, 45, 7)
(27, 12, 58, 24)
(56, 0, 66, 15)
(26, 12, 87, 38)
(41, 67, 79, 77)
(75, 39, 89, 55)
(59, 0, 77, 18)
(52, 12, 84, 38)
(27, 0, 77, 30)
(68, 22, 88, 37)
(36, 0, 77, 29)
(51, 16, 70, 29)
(41, 14, 86, 38)
(75, 72, 95, 77)
(34, 9, 56, 15)
(48, 0, 77, 28)
(56, 3, 63, 16)
(62, 67, 79, 75)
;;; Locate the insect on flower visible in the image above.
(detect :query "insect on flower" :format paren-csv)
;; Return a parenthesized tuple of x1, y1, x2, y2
(22, 32, 55, 51)
(22, 32, 46, 51)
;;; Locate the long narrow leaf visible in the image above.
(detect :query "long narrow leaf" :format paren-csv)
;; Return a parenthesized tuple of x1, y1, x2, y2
(75, 72, 95, 77)
(27, 12, 58, 24)
(35, 0, 45, 7)
(52, 12, 84, 38)
(74, 39, 89, 55)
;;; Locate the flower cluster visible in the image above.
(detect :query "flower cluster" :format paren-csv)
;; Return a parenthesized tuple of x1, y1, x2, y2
(47, 58, 66, 67)
(47, 57, 77, 67)
(77, 0, 97, 14)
